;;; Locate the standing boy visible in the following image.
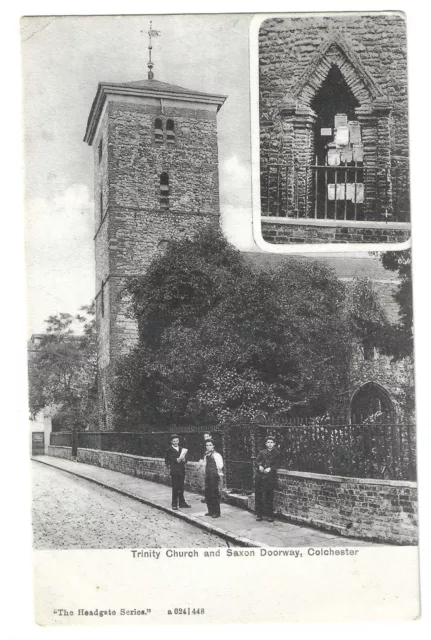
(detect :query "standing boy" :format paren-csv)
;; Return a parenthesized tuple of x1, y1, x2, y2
(204, 440, 224, 518)
(254, 435, 281, 522)
(164, 434, 191, 510)
(200, 432, 213, 503)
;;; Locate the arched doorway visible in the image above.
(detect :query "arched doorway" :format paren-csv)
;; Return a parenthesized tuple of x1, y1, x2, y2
(350, 382, 394, 424)
(311, 65, 360, 166)
(274, 37, 394, 221)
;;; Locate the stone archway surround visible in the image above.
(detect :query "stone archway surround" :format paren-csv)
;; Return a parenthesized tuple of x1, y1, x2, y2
(277, 37, 394, 221)
(350, 381, 395, 424)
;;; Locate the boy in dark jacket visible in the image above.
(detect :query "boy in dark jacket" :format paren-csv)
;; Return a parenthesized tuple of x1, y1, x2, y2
(255, 435, 281, 522)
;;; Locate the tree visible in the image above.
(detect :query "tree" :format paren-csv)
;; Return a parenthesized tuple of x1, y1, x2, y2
(347, 277, 391, 356)
(112, 226, 388, 430)
(28, 302, 98, 431)
(377, 249, 413, 360)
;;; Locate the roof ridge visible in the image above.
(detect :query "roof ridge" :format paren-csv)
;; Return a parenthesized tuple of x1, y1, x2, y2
(102, 77, 224, 98)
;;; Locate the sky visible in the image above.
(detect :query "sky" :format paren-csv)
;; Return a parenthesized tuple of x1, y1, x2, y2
(22, 14, 255, 336)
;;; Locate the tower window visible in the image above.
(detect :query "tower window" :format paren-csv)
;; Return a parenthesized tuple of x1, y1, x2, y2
(100, 280, 105, 318)
(101, 386, 107, 427)
(155, 118, 163, 143)
(160, 173, 169, 210)
(98, 138, 103, 163)
(363, 339, 375, 361)
(166, 119, 175, 144)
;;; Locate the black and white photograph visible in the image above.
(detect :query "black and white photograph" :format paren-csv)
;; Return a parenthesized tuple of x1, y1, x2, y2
(21, 10, 421, 626)
(255, 13, 412, 248)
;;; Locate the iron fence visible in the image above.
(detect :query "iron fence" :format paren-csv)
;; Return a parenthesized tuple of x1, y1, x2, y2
(260, 160, 407, 222)
(50, 429, 224, 463)
(50, 432, 73, 447)
(50, 420, 416, 486)
(254, 422, 416, 482)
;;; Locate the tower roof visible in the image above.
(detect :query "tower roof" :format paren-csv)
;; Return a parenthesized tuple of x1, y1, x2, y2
(84, 78, 227, 145)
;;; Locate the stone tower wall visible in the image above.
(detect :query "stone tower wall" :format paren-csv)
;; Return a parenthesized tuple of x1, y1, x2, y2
(92, 96, 221, 429)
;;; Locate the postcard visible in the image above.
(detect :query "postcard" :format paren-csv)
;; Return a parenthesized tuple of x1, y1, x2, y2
(23, 11, 420, 626)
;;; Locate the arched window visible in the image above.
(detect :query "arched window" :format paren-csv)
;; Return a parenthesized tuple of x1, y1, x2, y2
(351, 383, 394, 424)
(100, 280, 105, 318)
(362, 338, 375, 362)
(166, 119, 175, 144)
(160, 173, 169, 210)
(101, 386, 108, 427)
(311, 65, 360, 166)
(155, 118, 163, 143)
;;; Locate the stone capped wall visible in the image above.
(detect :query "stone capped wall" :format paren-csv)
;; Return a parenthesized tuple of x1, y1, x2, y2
(47, 445, 73, 460)
(77, 448, 207, 495)
(74, 448, 417, 544)
(254, 469, 418, 545)
(262, 220, 410, 244)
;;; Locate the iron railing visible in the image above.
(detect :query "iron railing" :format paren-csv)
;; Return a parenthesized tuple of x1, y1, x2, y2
(261, 160, 407, 222)
(50, 432, 73, 447)
(222, 421, 416, 488)
(254, 422, 416, 482)
(51, 429, 224, 463)
(50, 420, 416, 487)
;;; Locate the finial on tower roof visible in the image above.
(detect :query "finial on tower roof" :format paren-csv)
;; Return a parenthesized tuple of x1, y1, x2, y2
(147, 21, 161, 80)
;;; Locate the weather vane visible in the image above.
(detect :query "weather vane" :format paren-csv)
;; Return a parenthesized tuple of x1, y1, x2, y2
(145, 21, 161, 80)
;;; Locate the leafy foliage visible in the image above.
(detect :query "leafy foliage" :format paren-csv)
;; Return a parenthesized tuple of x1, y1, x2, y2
(346, 277, 390, 357)
(28, 303, 98, 431)
(112, 226, 392, 430)
(376, 249, 413, 360)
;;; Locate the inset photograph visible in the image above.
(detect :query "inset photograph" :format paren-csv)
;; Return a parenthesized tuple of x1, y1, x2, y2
(257, 13, 411, 246)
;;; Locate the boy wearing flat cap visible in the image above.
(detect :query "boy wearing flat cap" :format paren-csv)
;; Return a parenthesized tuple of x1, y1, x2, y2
(164, 434, 191, 510)
(254, 435, 281, 522)
(203, 439, 224, 518)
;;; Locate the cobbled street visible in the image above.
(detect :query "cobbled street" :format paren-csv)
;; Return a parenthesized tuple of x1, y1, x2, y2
(32, 462, 227, 549)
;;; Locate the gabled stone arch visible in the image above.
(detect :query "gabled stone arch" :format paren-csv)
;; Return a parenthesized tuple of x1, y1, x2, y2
(276, 33, 394, 220)
(290, 34, 385, 111)
(350, 381, 395, 424)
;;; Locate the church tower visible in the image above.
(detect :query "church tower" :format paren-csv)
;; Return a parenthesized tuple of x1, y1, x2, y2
(84, 55, 226, 428)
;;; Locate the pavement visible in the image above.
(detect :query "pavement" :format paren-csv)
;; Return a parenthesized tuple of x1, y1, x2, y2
(32, 461, 225, 549)
(32, 455, 372, 548)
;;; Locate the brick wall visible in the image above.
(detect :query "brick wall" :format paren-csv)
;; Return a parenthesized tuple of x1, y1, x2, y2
(47, 445, 73, 460)
(77, 448, 207, 495)
(249, 469, 418, 544)
(261, 220, 410, 244)
(75, 448, 417, 543)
